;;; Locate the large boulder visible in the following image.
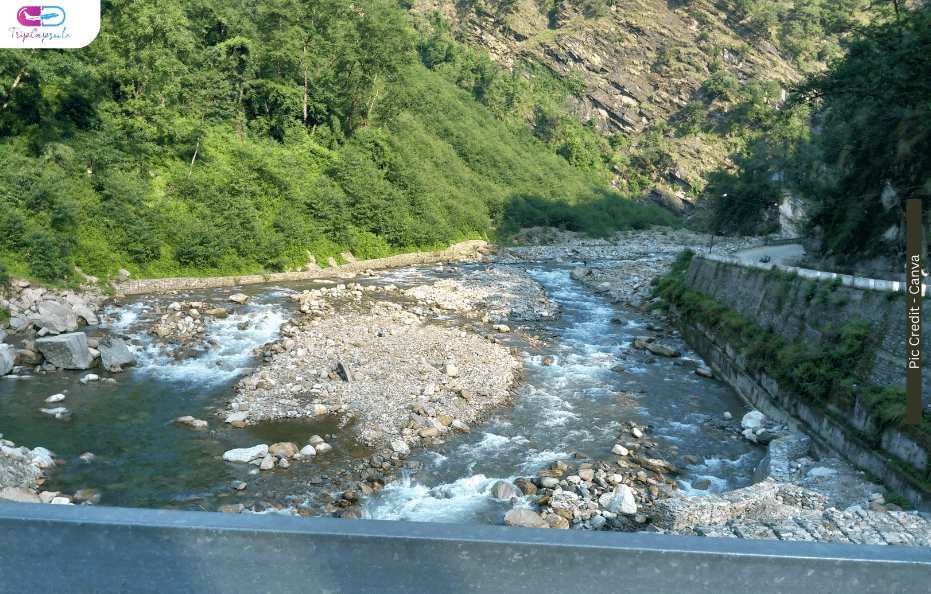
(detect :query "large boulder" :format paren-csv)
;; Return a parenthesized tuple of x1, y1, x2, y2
(33, 301, 79, 333)
(35, 333, 93, 370)
(570, 266, 593, 281)
(0, 344, 16, 376)
(99, 337, 135, 370)
(71, 304, 98, 326)
(504, 507, 549, 528)
(491, 480, 522, 500)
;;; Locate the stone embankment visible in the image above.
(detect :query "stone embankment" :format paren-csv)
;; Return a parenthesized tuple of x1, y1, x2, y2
(497, 228, 761, 305)
(0, 280, 134, 375)
(214, 267, 551, 516)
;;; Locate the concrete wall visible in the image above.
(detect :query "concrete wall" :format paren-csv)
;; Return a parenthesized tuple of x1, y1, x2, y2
(675, 314, 931, 511)
(687, 255, 931, 412)
(677, 255, 931, 510)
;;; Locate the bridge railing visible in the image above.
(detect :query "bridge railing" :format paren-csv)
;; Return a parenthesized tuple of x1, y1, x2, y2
(0, 502, 928, 594)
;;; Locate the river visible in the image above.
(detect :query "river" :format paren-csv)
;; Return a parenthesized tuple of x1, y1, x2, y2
(0, 261, 763, 518)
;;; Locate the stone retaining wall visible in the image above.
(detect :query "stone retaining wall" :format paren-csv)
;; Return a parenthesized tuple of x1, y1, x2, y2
(674, 309, 931, 511)
(687, 254, 931, 412)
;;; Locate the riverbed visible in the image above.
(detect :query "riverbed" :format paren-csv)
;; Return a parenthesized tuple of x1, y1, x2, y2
(0, 257, 764, 517)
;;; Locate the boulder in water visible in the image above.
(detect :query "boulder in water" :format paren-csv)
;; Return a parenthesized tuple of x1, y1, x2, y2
(222, 444, 268, 463)
(36, 333, 93, 370)
(99, 337, 135, 371)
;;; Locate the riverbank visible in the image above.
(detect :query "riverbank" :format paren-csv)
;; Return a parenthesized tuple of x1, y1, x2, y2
(111, 240, 492, 296)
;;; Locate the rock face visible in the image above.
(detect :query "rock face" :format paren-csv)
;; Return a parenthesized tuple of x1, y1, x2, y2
(99, 338, 136, 370)
(35, 333, 93, 370)
(0, 344, 16, 376)
(406, 0, 803, 202)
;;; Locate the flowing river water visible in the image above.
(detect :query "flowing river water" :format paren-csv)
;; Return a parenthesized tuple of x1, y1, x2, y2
(0, 261, 764, 518)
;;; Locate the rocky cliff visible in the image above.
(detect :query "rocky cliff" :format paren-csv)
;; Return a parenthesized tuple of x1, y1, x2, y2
(408, 0, 804, 208)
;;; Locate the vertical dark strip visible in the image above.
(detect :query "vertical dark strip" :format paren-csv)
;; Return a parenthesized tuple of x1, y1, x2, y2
(906, 199, 922, 424)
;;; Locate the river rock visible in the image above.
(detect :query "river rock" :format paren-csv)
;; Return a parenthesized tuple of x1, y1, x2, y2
(570, 266, 593, 280)
(695, 368, 713, 378)
(99, 338, 135, 370)
(491, 480, 521, 500)
(0, 486, 42, 503)
(222, 444, 268, 463)
(513, 477, 538, 496)
(610, 314, 629, 325)
(599, 485, 637, 514)
(741, 411, 766, 430)
(80, 373, 99, 384)
(269, 442, 299, 458)
(173, 416, 208, 429)
(631, 455, 679, 475)
(35, 333, 93, 369)
(308, 435, 325, 446)
(540, 477, 559, 489)
(450, 420, 471, 433)
(547, 515, 570, 529)
(228, 293, 250, 304)
(692, 479, 711, 490)
(631, 427, 643, 438)
(577, 468, 595, 481)
(390, 440, 410, 455)
(645, 343, 680, 357)
(0, 343, 15, 376)
(504, 507, 548, 528)
(612, 444, 629, 456)
(314, 442, 333, 454)
(493, 324, 510, 333)
(225, 411, 247, 424)
(33, 301, 79, 333)
(299, 445, 317, 456)
(44, 393, 66, 403)
(259, 454, 276, 470)
(542, 356, 556, 366)
(312, 404, 328, 416)
(419, 427, 440, 438)
(443, 364, 459, 377)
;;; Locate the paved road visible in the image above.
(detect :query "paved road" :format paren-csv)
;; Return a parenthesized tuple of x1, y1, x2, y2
(729, 244, 805, 266)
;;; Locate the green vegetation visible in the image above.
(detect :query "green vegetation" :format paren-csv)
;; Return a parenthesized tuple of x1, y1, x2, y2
(0, 0, 677, 285)
(705, 3, 930, 260)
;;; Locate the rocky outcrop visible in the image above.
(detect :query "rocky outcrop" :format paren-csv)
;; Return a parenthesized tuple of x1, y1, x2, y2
(35, 333, 94, 370)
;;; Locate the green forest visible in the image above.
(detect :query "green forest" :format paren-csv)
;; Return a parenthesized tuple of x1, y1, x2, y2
(0, 0, 681, 286)
(1, 0, 928, 286)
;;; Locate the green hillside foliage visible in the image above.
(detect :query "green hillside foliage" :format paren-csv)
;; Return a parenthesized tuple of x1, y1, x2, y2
(0, 0, 674, 284)
(705, 3, 930, 257)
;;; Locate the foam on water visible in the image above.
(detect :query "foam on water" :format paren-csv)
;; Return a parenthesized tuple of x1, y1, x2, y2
(362, 474, 511, 523)
(102, 291, 293, 388)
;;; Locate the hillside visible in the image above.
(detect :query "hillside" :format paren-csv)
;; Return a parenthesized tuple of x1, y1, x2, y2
(0, 0, 681, 288)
